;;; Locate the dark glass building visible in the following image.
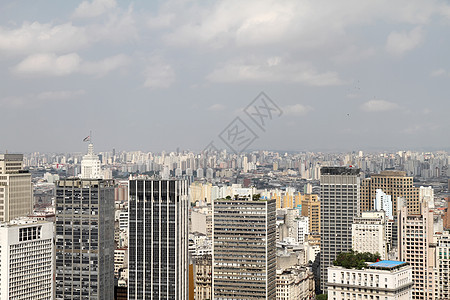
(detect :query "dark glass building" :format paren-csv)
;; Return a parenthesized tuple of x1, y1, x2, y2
(55, 178, 115, 300)
(128, 179, 189, 299)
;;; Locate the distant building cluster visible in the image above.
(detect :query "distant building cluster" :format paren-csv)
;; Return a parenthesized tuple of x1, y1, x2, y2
(0, 146, 449, 299)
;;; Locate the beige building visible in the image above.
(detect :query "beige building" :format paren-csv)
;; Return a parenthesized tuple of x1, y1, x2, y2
(352, 211, 388, 259)
(193, 254, 212, 300)
(114, 248, 128, 279)
(398, 203, 436, 300)
(276, 267, 315, 300)
(300, 193, 320, 235)
(361, 170, 419, 214)
(327, 261, 413, 300)
(0, 154, 33, 222)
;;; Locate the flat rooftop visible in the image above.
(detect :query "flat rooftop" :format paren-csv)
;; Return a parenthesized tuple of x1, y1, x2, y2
(368, 260, 408, 270)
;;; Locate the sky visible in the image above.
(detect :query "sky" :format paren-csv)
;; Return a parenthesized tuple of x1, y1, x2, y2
(0, 0, 449, 153)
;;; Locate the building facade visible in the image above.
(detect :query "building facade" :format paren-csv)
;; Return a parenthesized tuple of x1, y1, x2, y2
(352, 211, 387, 259)
(0, 219, 53, 300)
(436, 231, 450, 299)
(398, 203, 436, 300)
(327, 261, 413, 300)
(0, 154, 32, 222)
(213, 197, 276, 299)
(193, 254, 212, 300)
(80, 143, 102, 179)
(300, 194, 320, 235)
(128, 179, 189, 299)
(55, 178, 115, 300)
(276, 267, 315, 300)
(360, 170, 419, 215)
(320, 167, 360, 292)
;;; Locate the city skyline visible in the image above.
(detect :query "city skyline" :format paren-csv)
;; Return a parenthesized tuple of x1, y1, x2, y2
(1, 0, 450, 152)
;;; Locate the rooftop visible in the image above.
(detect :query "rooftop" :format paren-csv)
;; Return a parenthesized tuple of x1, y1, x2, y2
(368, 260, 408, 270)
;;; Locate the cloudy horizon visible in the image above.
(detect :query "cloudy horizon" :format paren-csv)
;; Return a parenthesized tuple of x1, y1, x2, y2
(1, 0, 449, 153)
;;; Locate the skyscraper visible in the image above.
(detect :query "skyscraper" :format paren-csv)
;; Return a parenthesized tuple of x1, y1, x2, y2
(320, 166, 360, 292)
(0, 154, 32, 222)
(398, 202, 436, 300)
(128, 179, 189, 299)
(212, 196, 276, 299)
(55, 178, 115, 300)
(360, 170, 419, 214)
(0, 219, 54, 300)
(81, 143, 102, 179)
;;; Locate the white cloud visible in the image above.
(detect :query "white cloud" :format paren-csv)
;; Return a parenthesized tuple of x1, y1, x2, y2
(160, 0, 445, 50)
(430, 68, 447, 77)
(12, 53, 129, 77)
(283, 104, 313, 116)
(207, 104, 226, 111)
(385, 26, 424, 56)
(360, 99, 399, 112)
(82, 54, 130, 77)
(36, 90, 86, 100)
(0, 22, 88, 55)
(143, 58, 175, 89)
(13, 53, 82, 76)
(73, 0, 117, 18)
(207, 56, 345, 86)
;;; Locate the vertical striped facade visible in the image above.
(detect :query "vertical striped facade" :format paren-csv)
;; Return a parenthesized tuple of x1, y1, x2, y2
(128, 179, 189, 300)
(212, 197, 276, 299)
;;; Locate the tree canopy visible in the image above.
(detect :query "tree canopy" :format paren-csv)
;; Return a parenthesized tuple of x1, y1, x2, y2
(333, 250, 381, 270)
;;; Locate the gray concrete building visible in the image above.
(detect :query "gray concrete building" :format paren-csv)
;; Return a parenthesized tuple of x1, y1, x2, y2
(55, 178, 115, 300)
(320, 166, 360, 292)
(128, 179, 189, 300)
(213, 197, 276, 299)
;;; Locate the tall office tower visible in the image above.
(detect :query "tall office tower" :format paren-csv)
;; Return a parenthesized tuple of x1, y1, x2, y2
(360, 170, 419, 214)
(352, 211, 387, 259)
(0, 154, 32, 222)
(436, 231, 450, 299)
(55, 178, 115, 300)
(320, 167, 360, 292)
(128, 179, 189, 299)
(374, 189, 393, 219)
(0, 219, 54, 300)
(81, 143, 102, 179)
(213, 197, 276, 299)
(300, 193, 320, 234)
(398, 202, 436, 300)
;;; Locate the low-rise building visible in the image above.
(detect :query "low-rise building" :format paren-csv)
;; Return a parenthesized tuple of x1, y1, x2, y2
(327, 260, 413, 300)
(276, 266, 314, 299)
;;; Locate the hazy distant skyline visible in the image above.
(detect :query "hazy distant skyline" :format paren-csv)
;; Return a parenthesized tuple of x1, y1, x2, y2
(1, 0, 450, 153)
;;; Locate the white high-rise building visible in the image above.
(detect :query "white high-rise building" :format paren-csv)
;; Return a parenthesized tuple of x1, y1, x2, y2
(398, 202, 436, 300)
(296, 216, 309, 245)
(419, 186, 434, 209)
(80, 143, 102, 179)
(352, 211, 387, 259)
(436, 231, 450, 299)
(0, 219, 54, 300)
(374, 189, 393, 220)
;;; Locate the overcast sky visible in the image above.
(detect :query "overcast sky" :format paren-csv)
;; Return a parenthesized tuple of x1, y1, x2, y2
(1, 0, 449, 153)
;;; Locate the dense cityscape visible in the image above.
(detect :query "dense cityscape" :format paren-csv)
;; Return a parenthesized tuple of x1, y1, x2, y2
(1, 143, 449, 299)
